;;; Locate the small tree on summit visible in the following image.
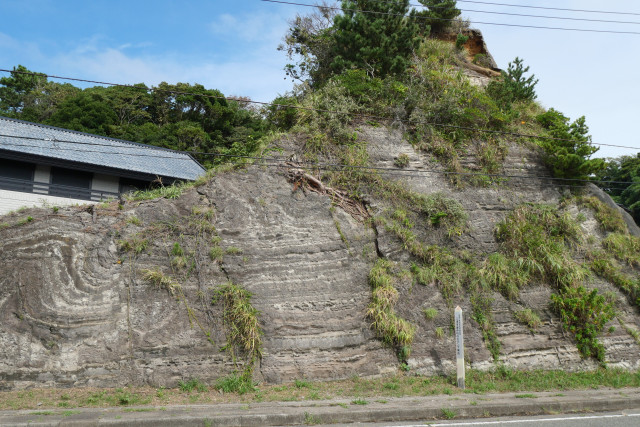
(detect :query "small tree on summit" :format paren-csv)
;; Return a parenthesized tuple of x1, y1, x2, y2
(413, 0, 461, 35)
(331, 0, 421, 78)
(487, 57, 539, 108)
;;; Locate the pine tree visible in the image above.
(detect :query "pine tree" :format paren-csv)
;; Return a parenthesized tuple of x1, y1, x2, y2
(414, 0, 461, 35)
(536, 109, 604, 181)
(331, 0, 421, 78)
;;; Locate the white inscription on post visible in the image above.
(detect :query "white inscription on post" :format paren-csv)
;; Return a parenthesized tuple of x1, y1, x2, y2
(454, 306, 465, 389)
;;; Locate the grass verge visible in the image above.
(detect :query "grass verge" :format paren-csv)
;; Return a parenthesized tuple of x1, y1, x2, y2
(3, 368, 639, 410)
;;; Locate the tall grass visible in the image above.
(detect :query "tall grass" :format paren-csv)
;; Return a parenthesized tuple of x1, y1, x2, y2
(366, 259, 416, 361)
(213, 282, 263, 363)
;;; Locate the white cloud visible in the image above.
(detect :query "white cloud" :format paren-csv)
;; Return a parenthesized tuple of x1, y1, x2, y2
(49, 42, 293, 102)
(209, 11, 290, 43)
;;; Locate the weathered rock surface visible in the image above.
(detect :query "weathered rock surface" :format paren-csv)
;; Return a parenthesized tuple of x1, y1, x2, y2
(1, 127, 639, 390)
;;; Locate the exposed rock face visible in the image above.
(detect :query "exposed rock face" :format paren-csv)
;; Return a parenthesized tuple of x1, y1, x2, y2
(1, 128, 639, 390)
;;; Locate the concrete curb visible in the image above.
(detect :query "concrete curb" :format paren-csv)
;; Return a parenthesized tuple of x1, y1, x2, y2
(2, 388, 640, 426)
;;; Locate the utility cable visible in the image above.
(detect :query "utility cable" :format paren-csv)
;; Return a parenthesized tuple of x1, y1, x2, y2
(371, 0, 640, 25)
(1, 136, 638, 186)
(1, 68, 638, 151)
(261, 0, 640, 35)
(455, 0, 640, 17)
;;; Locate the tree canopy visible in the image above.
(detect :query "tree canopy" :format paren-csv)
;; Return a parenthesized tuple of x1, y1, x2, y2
(413, 0, 461, 35)
(595, 154, 640, 223)
(536, 108, 604, 181)
(331, 0, 421, 78)
(0, 66, 269, 167)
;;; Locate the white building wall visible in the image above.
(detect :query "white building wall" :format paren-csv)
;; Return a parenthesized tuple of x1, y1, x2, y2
(33, 165, 51, 195)
(0, 189, 96, 217)
(92, 174, 119, 193)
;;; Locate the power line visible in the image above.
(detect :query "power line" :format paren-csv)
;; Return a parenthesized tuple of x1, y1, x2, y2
(261, 0, 640, 34)
(372, 0, 640, 25)
(455, 0, 640, 17)
(1, 68, 638, 150)
(2, 136, 638, 186)
(457, 8, 640, 25)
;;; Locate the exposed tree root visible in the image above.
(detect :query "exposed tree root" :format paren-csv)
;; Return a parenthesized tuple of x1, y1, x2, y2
(287, 166, 370, 222)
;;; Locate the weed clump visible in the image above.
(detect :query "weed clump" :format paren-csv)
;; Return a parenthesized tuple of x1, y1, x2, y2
(367, 259, 416, 362)
(213, 282, 263, 363)
(601, 233, 640, 267)
(140, 269, 182, 296)
(215, 371, 256, 395)
(574, 196, 627, 234)
(514, 309, 541, 331)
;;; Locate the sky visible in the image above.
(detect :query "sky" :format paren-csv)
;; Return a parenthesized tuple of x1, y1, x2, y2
(0, 0, 638, 159)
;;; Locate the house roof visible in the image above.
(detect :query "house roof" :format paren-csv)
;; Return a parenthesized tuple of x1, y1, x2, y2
(0, 116, 206, 181)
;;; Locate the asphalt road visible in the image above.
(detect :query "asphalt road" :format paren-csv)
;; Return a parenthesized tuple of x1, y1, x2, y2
(328, 410, 640, 427)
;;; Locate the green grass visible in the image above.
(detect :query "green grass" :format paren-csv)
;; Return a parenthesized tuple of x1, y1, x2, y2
(515, 393, 537, 398)
(441, 408, 457, 419)
(295, 379, 313, 389)
(602, 233, 640, 267)
(3, 368, 640, 410)
(351, 398, 368, 405)
(215, 372, 256, 395)
(423, 308, 438, 321)
(575, 196, 627, 234)
(212, 282, 263, 363)
(366, 259, 416, 361)
(178, 378, 208, 393)
(514, 309, 542, 331)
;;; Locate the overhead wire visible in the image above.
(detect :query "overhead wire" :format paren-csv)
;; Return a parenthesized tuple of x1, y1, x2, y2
(455, 0, 640, 17)
(1, 135, 638, 187)
(1, 68, 638, 151)
(260, 0, 640, 34)
(371, 0, 640, 25)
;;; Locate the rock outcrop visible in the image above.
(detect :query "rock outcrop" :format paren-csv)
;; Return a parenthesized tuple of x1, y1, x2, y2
(1, 128, 639, 390)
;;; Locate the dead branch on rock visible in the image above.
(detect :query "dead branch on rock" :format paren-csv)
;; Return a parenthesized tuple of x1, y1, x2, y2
(287, 166, 370, 223)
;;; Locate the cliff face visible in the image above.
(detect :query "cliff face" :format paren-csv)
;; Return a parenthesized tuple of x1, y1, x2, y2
(1, 128, 640, 390)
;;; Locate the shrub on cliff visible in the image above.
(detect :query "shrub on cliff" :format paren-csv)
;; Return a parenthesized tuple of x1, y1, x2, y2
(536, 108, 604, 181)
(487, 57, 538, 108)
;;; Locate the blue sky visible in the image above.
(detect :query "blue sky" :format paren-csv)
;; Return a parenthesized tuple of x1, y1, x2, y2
(1, 0, 638, 158)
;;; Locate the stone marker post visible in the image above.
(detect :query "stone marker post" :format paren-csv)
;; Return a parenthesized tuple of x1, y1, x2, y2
(454, 306, 465, 389)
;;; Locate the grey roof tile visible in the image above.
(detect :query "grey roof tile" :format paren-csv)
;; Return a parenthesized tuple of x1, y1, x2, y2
(0, 116, 205, 180)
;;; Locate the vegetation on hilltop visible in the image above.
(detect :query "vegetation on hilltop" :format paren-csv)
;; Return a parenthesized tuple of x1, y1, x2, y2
(0, 65, 269, 167)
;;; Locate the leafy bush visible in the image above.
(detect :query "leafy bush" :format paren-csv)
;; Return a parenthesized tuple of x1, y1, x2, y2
(455, 34, 468, 50)
(265, 95, 299, 130)
(551, 286, 616, 362)
(394, 153, 410, 168)
(594, 154, 640, 224)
